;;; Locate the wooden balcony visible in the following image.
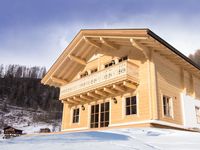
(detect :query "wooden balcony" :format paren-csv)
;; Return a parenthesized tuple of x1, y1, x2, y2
(60, 61, 139, 104)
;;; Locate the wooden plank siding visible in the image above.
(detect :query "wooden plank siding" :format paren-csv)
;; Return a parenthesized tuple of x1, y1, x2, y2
(61, 52, 152, 130)
(41, 29, 200, 131)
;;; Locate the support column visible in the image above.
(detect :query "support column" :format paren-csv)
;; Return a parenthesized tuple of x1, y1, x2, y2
(148, 50, 159, 120)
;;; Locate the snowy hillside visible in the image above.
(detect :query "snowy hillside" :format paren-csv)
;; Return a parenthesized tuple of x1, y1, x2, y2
(0, 101, 61, 133)
(1, 128, 200, 150)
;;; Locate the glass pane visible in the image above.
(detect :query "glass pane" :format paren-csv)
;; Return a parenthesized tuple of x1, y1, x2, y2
(91, 106, 95, 113)
(105, 122, 109, 127)
(95, 123, 98, 128)
(91, 114, 94, 122)
(95, 105, 99, 113)
(100, 122, 104, 127)
(163, 96, 166, 105)
(163, 106, 167, 115)
(131, 105, 137, 114)
(76, 116, 79, 123)
(101, 113, 104, 121)
(73, 109, 76, 116)
(101, 103, 104, 112)
(105, 112, 109, 121)
(126, 98, 130, 106)
(126, 107, 130, 115)
(73, 117, 75, 123)
(105, 102, 109, 111)
(91, 123, 95, 128)
(131, 96, 136, 105)
(76, 109, 79, 115)
(95, 114, 99, 122)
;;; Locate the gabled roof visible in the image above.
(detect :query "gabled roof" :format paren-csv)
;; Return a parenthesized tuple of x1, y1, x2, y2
(41, 29, 200, 87)
(3, 126, 23, 131)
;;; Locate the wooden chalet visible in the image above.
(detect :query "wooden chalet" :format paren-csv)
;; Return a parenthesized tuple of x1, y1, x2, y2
(42, 29, 200, 131)
(3, 126, 23, 135)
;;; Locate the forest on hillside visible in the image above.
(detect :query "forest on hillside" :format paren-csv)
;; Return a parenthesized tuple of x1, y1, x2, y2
(189, 49, 200, 67)
(0, 64, 62, 114)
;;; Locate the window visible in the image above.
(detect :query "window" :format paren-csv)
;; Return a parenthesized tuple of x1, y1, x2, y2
(91, 68, 97, 74)
(72, 108, 79, 123)
(119, 56, 128, 63)
(105, 60, 115, 68)
(90, 104, 99, 128)
(100, 102, 109, 127)
(195, 106, 200, 124)
(80, 71, 88, 78)
(163, 95, 173, 117)
(125, 96, 137, 115)
(90, 102, 110, 128)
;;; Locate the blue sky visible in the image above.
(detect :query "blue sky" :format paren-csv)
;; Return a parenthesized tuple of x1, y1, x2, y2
(0, 0, 200, 68)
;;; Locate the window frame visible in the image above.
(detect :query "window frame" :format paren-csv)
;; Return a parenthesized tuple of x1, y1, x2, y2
(195, 106, 200, 124)
(72, 108, 80, 124)
(80, 71, 88, 78)
(162, 95, 173, 118)
(119, 56, 128, 63)
(91, 68, 98, 74)
(104, 60, 115, 68)
(125, 96, 137, 116)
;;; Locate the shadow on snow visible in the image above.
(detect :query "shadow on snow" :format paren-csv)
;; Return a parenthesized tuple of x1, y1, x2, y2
(1, 131, 130, 144)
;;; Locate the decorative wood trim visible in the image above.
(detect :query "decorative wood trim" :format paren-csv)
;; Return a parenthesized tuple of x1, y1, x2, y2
(87, 92, 101, 99)
(80, 95, 92, 101)
(51, 76, 68, 85)
(113, 84, 125, 92)
(100, 37, 118, 50)
(43, 37, 84, 85)
(103, 87, 116, 95)
(130, 38, 149, 58)
(73, 96, 86, 103)
(68, 55, 86, 66)
(95, 90, 108, 97)
(67, 99, 79, 105)
(123, 81, 137, 89)
(84, 37, 101, 49)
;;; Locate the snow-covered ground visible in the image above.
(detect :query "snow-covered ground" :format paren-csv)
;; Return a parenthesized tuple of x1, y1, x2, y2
(0, 102, 61, 133)
(1, 128, 200, 150)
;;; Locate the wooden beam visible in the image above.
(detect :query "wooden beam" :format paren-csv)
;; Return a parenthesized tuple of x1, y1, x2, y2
(80, 95, 92, 101)
(44, 37, 84, 85)
(87, 92, 101, 99)
(123, 81, 137, 89)
(64, 100, 75, 105)
(103, 87, 116, 95)
(95, 90, 108, 97)
(130, 38, 149, 58)
(84, 37, 101, 49)
(113, 84, 125, 92)
(68, 55, 86, 65)
(73, 96, 86, 102)
(100, 37, 118, 50)
(67, 99, 79, 105)
(51, 76, 68, 85)
(84, 35, 148, 40)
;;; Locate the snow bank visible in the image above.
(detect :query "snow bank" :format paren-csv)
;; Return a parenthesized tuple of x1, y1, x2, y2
(1, 128, 200, 150)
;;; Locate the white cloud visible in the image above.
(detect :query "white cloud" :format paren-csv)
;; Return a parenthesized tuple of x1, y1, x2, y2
(1, 13, 200, 69)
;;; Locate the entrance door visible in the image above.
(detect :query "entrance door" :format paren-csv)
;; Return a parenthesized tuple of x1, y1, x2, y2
(90, 102, 110, 128)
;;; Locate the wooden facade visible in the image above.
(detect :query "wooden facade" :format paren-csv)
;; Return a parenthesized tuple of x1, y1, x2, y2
(42, 29, 200, 131)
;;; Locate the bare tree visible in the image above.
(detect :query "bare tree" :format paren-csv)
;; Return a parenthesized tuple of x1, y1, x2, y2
(189, 49, 200, 67)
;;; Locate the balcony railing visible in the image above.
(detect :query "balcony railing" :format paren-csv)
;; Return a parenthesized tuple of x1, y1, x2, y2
(60, 61, 139, 99)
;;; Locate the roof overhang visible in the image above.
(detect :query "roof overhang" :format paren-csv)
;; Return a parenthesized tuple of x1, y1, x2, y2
(41, 29, 200, 87)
